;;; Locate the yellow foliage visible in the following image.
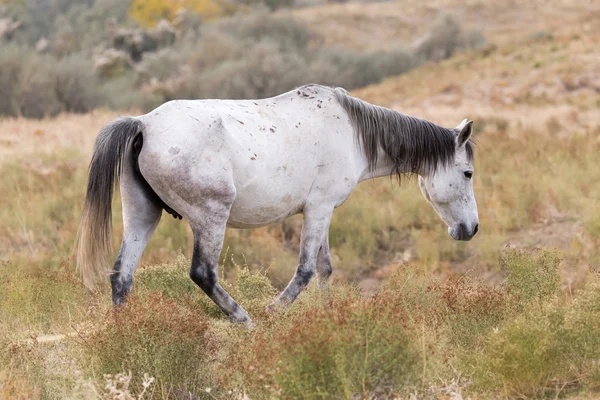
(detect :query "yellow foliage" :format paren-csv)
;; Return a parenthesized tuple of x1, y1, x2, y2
(129, 0, 228, 27)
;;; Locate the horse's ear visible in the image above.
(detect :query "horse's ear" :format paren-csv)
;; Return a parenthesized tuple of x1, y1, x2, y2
(457, 119, 473, 147)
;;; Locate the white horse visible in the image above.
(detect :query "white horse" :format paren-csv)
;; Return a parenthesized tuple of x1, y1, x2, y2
(77, 84, 478, 326)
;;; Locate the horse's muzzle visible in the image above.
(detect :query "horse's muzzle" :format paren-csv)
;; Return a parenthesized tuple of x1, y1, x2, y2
(449, 222, 479, 241)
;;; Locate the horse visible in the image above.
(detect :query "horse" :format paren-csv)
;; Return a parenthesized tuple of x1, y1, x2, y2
(76, 84, 478, 326)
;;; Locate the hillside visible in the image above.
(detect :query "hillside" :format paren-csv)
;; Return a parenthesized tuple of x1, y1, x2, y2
(290, 0, 598, 51)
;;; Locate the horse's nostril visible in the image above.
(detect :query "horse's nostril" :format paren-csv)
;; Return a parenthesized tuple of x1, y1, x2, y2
(458, 223, 467, 240)
(473, 223, 479, 236)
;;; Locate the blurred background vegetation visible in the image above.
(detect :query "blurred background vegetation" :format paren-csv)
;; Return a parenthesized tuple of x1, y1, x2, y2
(0, 0, 485, 118)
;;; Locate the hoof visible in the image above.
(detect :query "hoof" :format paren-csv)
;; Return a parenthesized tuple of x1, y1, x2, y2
(266, 299, 288, 313)
(231, 314, 253, 330)
(112, 296, 127, 307)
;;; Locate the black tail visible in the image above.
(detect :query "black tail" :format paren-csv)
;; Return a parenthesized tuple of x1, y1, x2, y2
(76, 117, 143, 288)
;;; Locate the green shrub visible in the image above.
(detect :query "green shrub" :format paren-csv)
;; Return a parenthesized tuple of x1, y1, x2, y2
(413, 13, 461, 63)
(413, 13, 487, 64)
(227, 284, 422, 399)
(135, 253, 198, 300)
(312, 48, 384, 90)
(433, 277, 511, 348)
(136, 254, 276, 317)
(52, 54, 103, 113)
(470, 311, 563, 397)
(0, 261, 88, 333)
(79, 292, 213, 398)
(503, 248, 561, 308)
(376, 46, 415, 78)
(100, 73, 160, 111)
(211, 12, 312, 53)
(0, 46, 102, 117)
(0, 45, 22, 116)
(192, 39, 309, 100)
(465, 258, 600, 398)
(558, 277, 600, 388)
(14, 53, 61, 118)
(220, 262, 277, 316)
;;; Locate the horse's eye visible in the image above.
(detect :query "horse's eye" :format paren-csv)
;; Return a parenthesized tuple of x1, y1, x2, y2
(464, 171, 473, 179)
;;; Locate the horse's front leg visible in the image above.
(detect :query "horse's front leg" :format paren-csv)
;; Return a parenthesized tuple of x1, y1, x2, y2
(269, 205, 333, 309)
(316, 234, 333, 292)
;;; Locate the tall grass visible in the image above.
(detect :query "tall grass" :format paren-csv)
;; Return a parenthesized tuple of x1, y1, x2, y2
(24, 249, 586, 398)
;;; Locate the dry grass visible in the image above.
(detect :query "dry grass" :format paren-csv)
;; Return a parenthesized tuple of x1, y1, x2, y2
(0, 110, 122, 165)
(4, 249, 598, 399)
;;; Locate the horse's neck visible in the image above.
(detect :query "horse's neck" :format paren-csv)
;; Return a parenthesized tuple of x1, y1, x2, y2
(357, 149, 399, 182)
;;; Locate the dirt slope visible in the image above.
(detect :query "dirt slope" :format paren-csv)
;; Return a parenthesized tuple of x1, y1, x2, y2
(288, 0, 598, 52)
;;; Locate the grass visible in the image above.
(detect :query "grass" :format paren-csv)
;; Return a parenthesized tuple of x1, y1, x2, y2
(3, 249, 599, 399)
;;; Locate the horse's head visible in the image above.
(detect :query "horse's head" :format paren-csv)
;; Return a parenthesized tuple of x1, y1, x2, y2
(418, 119, 479, 241)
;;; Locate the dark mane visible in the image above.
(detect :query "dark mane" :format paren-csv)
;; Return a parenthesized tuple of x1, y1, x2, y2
(333, 87, 474, 177)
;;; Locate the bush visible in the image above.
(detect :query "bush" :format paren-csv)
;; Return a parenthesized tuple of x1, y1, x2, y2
(432, 277, 511, 348)
(502, 248, 561, 307)
(468, 278, 600, 397)
(0, 45, 22, 116)
(464, 253, 599, 398)
(558, 278, 600, 388)
(225, 284, 423, 398)
(413, 13, 461, 63)
(12, 53, 61, 118)
(79, 292, 213, 398)
(136, 254, 276, 318)
(311, 48, 384, 90)
(210, 12, 312, 53)
(376, 46, 416, 79)
(413, 13, 487, 64)
(52, 54, 103, 113)
(471, 311, 563, 397)
(0, 46, 102, 117)
(135, 253, 198, 301)
(193, 40, 309, 99)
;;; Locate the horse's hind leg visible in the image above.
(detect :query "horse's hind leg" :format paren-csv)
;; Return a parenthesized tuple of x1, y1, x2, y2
(187, 198, 251, 326)
(111, 167, 162, 305)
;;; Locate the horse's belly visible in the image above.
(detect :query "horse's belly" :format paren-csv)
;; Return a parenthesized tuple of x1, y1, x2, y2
(227, 196, 304, 228)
